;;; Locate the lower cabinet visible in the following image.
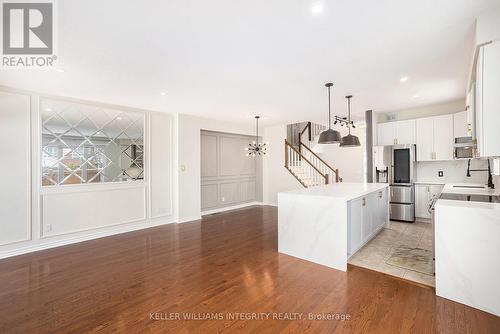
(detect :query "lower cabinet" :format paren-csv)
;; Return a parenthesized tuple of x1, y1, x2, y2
(415, 184, 444, 219)
(348, 188, 388, 256)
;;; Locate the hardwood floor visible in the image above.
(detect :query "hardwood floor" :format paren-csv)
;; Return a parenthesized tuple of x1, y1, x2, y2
(0, 206, 498, 333)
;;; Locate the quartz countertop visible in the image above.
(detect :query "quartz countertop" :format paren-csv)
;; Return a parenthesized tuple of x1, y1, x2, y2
(279, 182, 389, 201)
(436, 183, 500, 209)
(441, 183, 499, 196)
(414, 181, 446, 185)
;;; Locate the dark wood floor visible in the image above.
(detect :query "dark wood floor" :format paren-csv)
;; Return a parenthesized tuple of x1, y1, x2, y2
(0, 206, 498, 333)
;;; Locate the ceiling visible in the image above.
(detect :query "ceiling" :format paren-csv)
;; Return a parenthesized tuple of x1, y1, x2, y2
(1, 0, 498, 126)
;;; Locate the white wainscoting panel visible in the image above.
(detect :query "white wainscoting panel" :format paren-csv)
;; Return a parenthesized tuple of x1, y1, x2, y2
(42, 185, 146, 237)
(150, 113, 173, 218)
(0, 92, 31, 246)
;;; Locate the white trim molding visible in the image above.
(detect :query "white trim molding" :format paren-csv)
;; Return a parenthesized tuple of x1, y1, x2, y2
(0, 217, 175, 260)
(201, 202, 263, 216)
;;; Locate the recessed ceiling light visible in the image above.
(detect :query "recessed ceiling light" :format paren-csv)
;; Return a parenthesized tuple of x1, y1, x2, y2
(160, 92, 166, 96)
(117, 116, 122, 120)
(311, 2, 324, 14)
(56, 68, 65, 73)
(400, 76, 409, 83)
(412, 94, 420, 99)
(44, 107, 52, 112)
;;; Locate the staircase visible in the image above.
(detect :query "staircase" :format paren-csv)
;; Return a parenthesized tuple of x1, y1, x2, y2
(284, 122, 342, 188)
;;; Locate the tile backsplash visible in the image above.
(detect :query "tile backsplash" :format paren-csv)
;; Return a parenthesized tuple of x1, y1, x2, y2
(416, 159, 490, 184)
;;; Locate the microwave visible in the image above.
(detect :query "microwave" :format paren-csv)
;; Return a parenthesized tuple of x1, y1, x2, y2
(454, 137, 476, 159)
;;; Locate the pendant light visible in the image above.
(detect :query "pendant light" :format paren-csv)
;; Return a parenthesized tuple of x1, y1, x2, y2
(318, 83, 342, 144)
(340, 95, 361, 147)
(246, 116, 267, 156)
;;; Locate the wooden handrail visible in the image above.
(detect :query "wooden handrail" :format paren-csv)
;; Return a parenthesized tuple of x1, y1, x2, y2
(299, 142, 341, 181)
(285, 139, 327, 180)
(298, 122, 311, 154)
(300, 122, 311, 137)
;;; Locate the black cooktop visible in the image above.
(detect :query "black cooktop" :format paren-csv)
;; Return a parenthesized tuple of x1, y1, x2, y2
(439, 193, 500, 203)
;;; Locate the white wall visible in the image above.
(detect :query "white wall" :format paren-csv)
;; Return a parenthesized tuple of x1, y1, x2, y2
(262, 123, 368, 205)
(476, 7, 500, 45)
(315, 126, 367, 183)
(262, 124, 302, 206)
(0, 92, 30, 246)
(176, 114, 258, 222)
(0, 87, 175, 259)
(376, 99, 465, 123)
(416, 159, 488, 184)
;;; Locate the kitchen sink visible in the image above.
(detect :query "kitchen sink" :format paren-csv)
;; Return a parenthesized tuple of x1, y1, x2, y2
(452, 185, 486, 189)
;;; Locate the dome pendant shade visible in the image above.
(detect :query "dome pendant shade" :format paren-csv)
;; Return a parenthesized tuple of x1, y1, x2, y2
(318, 128, 342, 144)
(340, 95, 361, 147)
(318, 82, 342, 144)
(339, 134, 360, 147)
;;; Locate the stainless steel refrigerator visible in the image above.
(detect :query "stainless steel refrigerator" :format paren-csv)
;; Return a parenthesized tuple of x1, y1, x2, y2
(373, 144, 416, 222)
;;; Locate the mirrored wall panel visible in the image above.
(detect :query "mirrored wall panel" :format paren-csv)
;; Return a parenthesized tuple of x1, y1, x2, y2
(41, 98, 144, 186)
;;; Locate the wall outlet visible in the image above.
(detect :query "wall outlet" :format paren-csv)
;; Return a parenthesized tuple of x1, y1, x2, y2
(438, 171, 444, 177)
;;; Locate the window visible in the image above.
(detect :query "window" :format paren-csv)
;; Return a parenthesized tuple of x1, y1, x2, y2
(41, 99, 144, 186)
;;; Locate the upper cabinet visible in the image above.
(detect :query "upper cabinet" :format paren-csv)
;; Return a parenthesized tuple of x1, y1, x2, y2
(416, 114, 454, 161)
(476, 42, 500, 157)
(377, 119, 416, 146)
(377, 122, 395, 146)
(432, 114, 454, 161)
(453, 111, 469, 138)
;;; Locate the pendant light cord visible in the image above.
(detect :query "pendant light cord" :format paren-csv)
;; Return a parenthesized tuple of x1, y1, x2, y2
(346, 95, 352, 135)
(348, 97, 351, 135)
(255, 116, 259, 143)
(328, 86, 332, 129)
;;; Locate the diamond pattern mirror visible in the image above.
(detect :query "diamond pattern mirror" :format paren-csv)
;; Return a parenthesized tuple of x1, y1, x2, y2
(41, 99, 145, 186)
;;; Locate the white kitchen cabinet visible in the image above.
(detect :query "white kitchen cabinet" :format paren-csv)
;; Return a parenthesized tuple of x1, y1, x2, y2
(377, 120, 416, 146)
(453, 111, 469, 138)
(395, 119, 416, 145)
(416, 115, 454, 161)
(433, 114, 454, 161)
(415, 183, 444, 219)
(415, 185, 432, 219)
(416, 117, 434, 161)
(476, 42, 500, 157)
(377, 122, 395, 146)
(375, 188, 388, 230)
(348, 189, 388, 255)
(349, 197, 364, 254)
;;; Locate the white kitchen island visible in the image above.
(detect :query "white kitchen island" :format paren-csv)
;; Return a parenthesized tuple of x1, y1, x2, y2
(435, 185, 500, 316)
(278, 183, 389, 272)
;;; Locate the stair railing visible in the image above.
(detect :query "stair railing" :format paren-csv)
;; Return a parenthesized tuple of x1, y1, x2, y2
(298, 122, 326, 154)
(284, 139, 329, 187)
(299, 142, 343, 183)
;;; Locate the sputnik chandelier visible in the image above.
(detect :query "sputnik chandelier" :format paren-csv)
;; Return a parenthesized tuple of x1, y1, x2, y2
(246, 116, 267, 156)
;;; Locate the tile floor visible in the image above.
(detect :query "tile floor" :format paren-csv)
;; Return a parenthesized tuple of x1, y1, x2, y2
(348, 220, 435, 287)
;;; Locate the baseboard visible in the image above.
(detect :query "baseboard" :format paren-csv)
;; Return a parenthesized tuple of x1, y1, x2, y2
(177, 215, 202, 223)
(0, 217, 175, 260)
(201, 202, 262, 216)
(262, 202, 277, 207)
